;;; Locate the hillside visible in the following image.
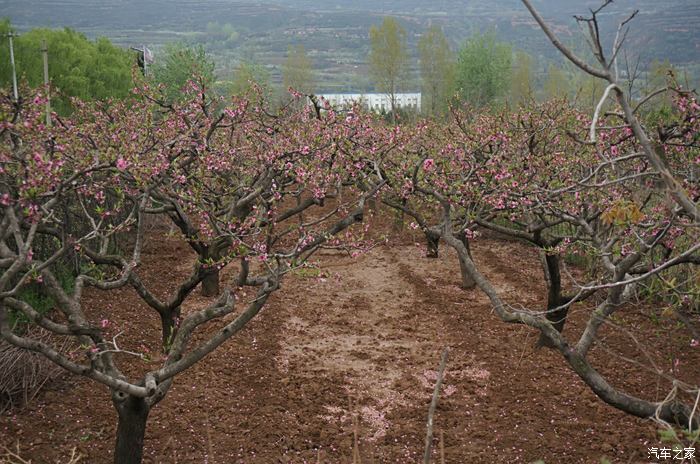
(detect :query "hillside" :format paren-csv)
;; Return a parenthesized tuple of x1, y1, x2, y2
(2, 0, 699, 91)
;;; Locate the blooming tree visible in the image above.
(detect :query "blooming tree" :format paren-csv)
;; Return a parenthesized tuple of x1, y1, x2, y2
(0, 83, 386, 463)
(404, 19, 700, 429)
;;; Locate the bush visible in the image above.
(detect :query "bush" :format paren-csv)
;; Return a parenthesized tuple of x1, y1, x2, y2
(0, 327, 68, 414)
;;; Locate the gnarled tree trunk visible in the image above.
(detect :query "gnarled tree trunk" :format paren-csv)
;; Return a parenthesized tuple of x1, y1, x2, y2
(159, 308, 181, 351)
(537, 253, 570, 348)
(113, 393, 150, 464)
(425, 230, 440, 258)
(457, 233, 475, 289)
(200, 268, 220, 297)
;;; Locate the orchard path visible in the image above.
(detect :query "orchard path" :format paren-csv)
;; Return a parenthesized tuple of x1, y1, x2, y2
(1, 231, 685, 463)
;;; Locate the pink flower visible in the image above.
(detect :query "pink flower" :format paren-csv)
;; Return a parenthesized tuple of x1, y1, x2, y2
(100, 319, 110, 329)
(423, 158, 435, 171)
(116, 158, 129, 170)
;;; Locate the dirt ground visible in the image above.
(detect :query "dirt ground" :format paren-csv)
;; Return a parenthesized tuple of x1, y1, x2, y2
(1, 227, 698, 463)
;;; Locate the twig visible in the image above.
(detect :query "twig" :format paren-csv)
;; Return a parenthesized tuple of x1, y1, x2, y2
(440, 429, 445, 464)
(423, 347, 449, 464)
(206, 413, 214, 464)
(353, 406, 361, 464)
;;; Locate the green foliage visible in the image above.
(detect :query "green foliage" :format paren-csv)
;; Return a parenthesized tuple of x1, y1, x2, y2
(150, 42, 215, 104)
(368, 17, 409, 114)
(282, 44, 315, 97)
(418, 25, 455, 117)
(10, 266, 75, 332)
(643, 59, 676, 110)
(542, 64, 570, 100)
(205, 22, 240, 45)
(455, 31, 512, 107)
(657, 426, 699, 458)
(573, 73, 605, 109)
(228, 60, 272, 100)
(0, 19, 132, 114)
(509, 50, 534, 106)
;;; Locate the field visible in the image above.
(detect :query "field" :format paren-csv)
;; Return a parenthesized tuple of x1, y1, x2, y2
(2, 218, 697, 463)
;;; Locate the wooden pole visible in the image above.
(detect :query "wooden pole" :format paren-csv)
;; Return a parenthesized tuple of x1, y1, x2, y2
(423, 347, 449, 464)
(7, 33, 19, 101)
(41, 39, 51, 127)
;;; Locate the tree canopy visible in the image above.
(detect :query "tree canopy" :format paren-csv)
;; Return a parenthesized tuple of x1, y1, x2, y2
(418, 24, 455, 117)
(282, 44, 315, 96)
(229, 60, 272, 101)
(150, 42, 215, 103)
(454, 31, 512, 107)
(0, 19, 133, 113)
(368, 17, 409, 118)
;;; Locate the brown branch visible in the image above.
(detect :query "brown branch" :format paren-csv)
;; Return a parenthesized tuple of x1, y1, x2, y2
(423, 347, 449, 464)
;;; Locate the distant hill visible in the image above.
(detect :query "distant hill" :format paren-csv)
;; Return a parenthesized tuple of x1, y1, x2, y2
(2, 0, 698, 91)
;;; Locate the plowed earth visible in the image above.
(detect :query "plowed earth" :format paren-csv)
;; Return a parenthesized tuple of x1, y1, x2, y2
(2, 229, 698, 463)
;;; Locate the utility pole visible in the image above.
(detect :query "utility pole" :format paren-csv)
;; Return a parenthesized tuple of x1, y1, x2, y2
(41, 39, 51, 127)
(6, 32, 19, 101)
(142, 44, 148, 76)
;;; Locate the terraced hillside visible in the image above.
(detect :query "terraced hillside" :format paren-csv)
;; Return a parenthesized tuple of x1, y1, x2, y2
(2, 0, 699, 91)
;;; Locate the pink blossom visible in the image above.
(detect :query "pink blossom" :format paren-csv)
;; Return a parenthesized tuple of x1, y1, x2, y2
(116, 158, 129, 170)
(423, 158, 435, 171)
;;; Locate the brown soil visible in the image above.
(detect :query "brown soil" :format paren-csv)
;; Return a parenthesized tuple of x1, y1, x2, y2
(1, 229, 698, 463)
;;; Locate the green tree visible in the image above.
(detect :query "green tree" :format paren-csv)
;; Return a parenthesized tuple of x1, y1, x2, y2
(368, 17, 409, 120)
(281, 45, 315, 105)
(418, 25, 455, 117)
(151, 43, 215, 104)
(642, 58, 676, 110)
(574, 73, 605, 109)
(230, 60, 272, 101)
(509, 50, 535, 106)
(0, 20, 132, 113)
(542, 63, 570, 100)
(455, 31, 511, 107)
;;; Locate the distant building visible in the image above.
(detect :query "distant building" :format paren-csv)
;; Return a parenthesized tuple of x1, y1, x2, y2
(315, 93, 421, 113)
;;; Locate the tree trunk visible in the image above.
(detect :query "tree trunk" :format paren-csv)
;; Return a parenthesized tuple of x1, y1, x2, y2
(391, 198, 409, 232)
(457, 234, 475, 289)
(367, 197, 377, 211)
(201, 267, 220, 297)
(113, 393, 150, 464)
(537, 253, 570, 348)
(425, 231, 440, 258)
(159, 308, 180, 352)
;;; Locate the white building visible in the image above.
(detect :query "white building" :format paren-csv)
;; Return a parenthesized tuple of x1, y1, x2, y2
(316, 93, 421, 113)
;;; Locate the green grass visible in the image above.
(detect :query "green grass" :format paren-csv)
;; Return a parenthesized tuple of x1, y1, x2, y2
(9, 266, 75, 332)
